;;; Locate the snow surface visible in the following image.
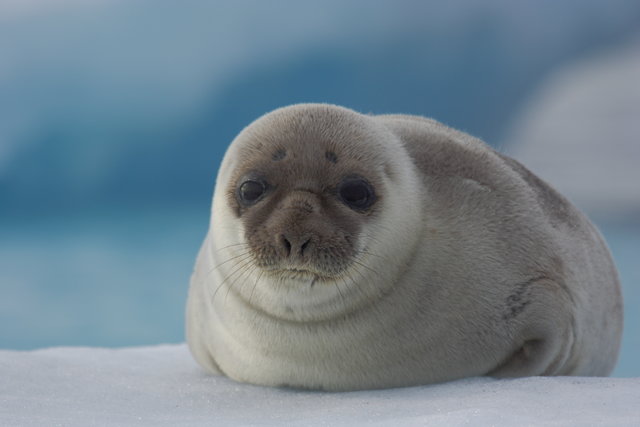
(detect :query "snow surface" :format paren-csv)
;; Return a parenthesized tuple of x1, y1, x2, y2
(1, 344, 638, 426)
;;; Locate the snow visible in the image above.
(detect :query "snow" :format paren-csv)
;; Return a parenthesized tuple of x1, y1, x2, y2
(1, 344, 638, 426)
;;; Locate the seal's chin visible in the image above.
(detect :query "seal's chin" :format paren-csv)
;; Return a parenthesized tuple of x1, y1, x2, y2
(262, 265, 344, 286)
(274, 268, 330, 283)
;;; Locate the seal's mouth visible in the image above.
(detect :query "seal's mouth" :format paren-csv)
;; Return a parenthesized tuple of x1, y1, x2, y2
(269, 267, 336, 285)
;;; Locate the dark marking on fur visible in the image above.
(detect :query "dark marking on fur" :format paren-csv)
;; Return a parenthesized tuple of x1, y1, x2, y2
(325, 151, 338, 164)
(272, 149, 287, 161)
(503, 276, 547, 321)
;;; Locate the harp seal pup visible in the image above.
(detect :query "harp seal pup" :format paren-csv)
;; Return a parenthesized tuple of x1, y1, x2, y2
(186, 103, 623, 391)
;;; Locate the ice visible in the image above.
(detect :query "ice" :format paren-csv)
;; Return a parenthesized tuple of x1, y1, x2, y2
(1, 344, 638, 426)
(507, 38, 640, 221)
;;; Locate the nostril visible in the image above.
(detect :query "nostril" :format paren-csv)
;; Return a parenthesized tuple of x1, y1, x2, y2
(281, 235, 292, 256)
(300, 238, 311, 256)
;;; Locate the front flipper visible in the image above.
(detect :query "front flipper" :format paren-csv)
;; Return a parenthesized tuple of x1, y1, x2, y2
(489, 276, 577, 378)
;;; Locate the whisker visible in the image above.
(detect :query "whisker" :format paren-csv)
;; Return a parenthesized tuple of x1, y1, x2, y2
(248, 269, 265, 307)
(225, 260, 258, 305)
(356, 232, 389, 252)
(200, 251, 254, 285)
(334, 278, 347, 309)
(351, 258, 380, 276)
(347, 267, 369, 298)
(212, 242, 250, 253)
(357, 251, 388, 264)
(210, 257, 256, 303)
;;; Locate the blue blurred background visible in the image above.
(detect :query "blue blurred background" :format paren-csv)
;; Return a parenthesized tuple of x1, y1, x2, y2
(0, 1, 638, 377)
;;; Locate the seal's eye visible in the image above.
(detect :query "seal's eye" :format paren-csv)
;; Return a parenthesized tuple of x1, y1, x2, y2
(238, 179, 267, 205)
(338, 177, 376, 211)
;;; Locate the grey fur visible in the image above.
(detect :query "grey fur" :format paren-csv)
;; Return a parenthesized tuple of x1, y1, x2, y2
(186, 104, 623, 391)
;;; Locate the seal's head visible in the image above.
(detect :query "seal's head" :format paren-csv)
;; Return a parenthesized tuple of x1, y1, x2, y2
(209, 104, 422, 321)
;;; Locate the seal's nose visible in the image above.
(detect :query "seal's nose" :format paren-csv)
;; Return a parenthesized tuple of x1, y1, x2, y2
(279, 233, 312, 259)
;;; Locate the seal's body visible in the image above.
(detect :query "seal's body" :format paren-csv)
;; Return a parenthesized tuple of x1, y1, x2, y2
(186, 104, 622, 391)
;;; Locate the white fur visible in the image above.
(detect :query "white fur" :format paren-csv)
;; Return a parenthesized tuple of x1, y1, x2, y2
(186, 104, 623, 391)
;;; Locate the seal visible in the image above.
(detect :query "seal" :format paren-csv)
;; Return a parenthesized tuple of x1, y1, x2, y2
(186, 104, 623, 391)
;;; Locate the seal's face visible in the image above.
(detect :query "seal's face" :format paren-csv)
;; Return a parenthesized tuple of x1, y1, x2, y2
(209, 105, 422, 320)
(229, 141, 383, 284)
(224, 107, 389, 286)
(234, 172, 376, 281)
